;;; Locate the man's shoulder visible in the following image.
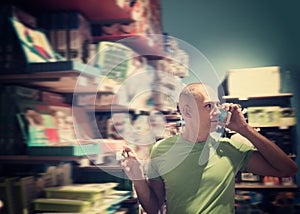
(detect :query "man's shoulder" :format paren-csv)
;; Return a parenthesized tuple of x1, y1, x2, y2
(150, 135, 180, 156)
(218, 136, 255, 152)
(155, 135, 179, 146)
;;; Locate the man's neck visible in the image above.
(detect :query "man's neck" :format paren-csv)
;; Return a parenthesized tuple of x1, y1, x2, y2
(181, 131, 209, 143)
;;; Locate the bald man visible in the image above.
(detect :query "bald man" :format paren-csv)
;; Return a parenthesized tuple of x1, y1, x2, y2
(121, 83, 297, 214)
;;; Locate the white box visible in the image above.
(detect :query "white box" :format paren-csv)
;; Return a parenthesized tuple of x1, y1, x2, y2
(227, 66, 280, 97)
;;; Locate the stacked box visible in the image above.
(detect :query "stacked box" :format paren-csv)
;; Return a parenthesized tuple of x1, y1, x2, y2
(96, 41, 133, 90)
(12, 176, 37, 214)
(280, 107, 296, 127)
(0, 86, 40, 155)
(0, 85, 101, 156)
(74, 93, 115, 106)
(104, 190, 132, 213)
(38, 12, 91, 63)
(33, 198, 92, 213)
(27, 144, 100, 156)
(147, 0, 162, 34)
(40, 91, 66, 104)
(247, 106, 281, 127)
(94, 113, 111, 139)
(33, 183, 119, 213)
(35, 172, 56, 197)
(162, 33, 189, 77)
(0, 177, 18, 214)
(227, 66, 281, 97)
(0, 5, 36, 73)
(44, 183, 118, 201)
(119, 0, 156, 35)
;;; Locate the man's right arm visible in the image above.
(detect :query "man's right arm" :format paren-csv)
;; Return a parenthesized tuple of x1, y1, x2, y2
(121, 145, 165, 214)
(133, 178, 165, 214)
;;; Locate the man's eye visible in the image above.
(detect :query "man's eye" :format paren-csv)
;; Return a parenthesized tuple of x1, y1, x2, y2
(205, 104, 212, 109)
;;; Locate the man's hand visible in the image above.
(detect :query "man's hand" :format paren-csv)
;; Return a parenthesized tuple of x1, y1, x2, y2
(120, 145, 145, 180)
(224, 103, 248, 132)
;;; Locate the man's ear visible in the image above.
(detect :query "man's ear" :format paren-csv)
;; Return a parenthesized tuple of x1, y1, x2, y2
(182, 105, 192, 118)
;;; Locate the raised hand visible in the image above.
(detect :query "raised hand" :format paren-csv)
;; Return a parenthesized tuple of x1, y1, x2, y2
(224, 103, 248, 132)
(120, 145, 145, 181)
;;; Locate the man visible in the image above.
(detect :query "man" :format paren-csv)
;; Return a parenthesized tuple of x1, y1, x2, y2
(121, 83, 297, 214)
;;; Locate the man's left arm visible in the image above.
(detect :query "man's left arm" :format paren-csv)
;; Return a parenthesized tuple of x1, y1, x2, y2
(226, 104, 297, 177)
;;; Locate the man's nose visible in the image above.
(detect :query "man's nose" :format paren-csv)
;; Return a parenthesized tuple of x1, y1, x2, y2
(212, 104, 221, 115)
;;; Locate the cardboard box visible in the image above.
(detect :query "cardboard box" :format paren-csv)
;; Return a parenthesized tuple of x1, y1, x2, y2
(247, 106, 281, 127)
(280, 108, 296, 128)
(38, 12, 91, 63)
(0, 6, 37, 73)
(227, 66, 281, 97)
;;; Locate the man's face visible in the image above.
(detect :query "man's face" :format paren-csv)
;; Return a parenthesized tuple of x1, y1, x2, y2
(192, 86, 221, 133)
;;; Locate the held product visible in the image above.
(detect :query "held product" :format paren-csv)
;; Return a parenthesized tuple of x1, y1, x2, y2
(218, 108, 231, 126)
(116, 149, 128, 161)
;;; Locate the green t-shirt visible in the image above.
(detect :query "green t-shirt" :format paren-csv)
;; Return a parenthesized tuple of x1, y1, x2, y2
(147, 135, 254, 214)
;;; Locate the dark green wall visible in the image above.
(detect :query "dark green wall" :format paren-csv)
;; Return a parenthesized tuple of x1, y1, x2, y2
(161, 0, 300, 184)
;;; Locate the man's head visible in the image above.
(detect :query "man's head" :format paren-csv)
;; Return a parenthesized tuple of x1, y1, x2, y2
(178, 83, 221, 141)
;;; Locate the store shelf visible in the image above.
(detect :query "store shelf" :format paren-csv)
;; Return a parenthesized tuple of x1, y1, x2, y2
(85, 104, 152, 115)
(0, 72, 98, 93)
(93, 34, 165, 60)
(223, 93, 293, 101)
(78, 165, 124, 171)
(2, 0, 133, 24)
(250, 125, 295, 129)
(165, 114, 182, 121)
(235, 183, 298, 190)
(74, 165, 128, 182)
(0, 68, 107, 93)
(85, 104, 136, 113)
(0, 155, 87, 164)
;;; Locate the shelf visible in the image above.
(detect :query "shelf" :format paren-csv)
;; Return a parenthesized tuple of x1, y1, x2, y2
(165, 114, 182, 121)
(93, 34, 165, 60)
(235, 183, 298, 190)
(223, 93, 293, 100)
(85, 104, 153, 115)
(0, 64, 109, 93)
(104, 190, 132, 208)
(249, 125, 295, 129)
(0, 155, 87, 164)
(78, 165, 124, 171)
(0, 71, 99, 93)
(85, 104, 136, 113)
(74, 165, 127, 180)
(3, 0, 133, 24)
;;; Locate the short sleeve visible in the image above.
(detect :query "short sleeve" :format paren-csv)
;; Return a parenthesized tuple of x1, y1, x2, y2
(146, 155, 162, 180)
(229, 136, 256, 171)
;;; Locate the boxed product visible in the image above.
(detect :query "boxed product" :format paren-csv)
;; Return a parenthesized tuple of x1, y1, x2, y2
(247, 106, 281, 127)
(44, 183, 118, 201)
(96, 41, 133, 90)
(14, 97, 101, 156)
(0, 177, 18, 214)
(11, 17, 58, 63)
(280, 107, 296, 127)
(38, 11, 91, 63)
(0, 86, 41, 155)
(0, 5, 37, 73)
(33, 198, 92, 213)
(27, 144, 100, 156)
(12, 176, 37, 214)
(74, 93, 115, 106)
(227, 66, 281, 97)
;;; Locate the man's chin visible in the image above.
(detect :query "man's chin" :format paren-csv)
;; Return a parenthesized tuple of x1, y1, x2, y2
(210, 121, 219, 131)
